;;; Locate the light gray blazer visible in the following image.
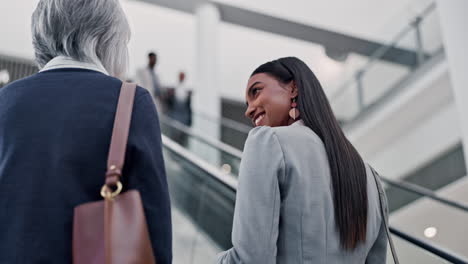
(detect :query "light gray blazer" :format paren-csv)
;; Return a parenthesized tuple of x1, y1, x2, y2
(217, 121, 388, 264)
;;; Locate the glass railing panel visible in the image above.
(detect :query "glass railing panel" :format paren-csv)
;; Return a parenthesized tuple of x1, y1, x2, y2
(419, 4, 444, 57)
(389, 178, 468, 260)
(164, 146, 234, 263)
(191, 114, 221, 140)
(354, 25, 418, 112)
(359, 55, 412, 107)
(192, 111, 252, 151)
(331, 81, 361, 122)
(389, 235, 452, 264)
(161, 118, 241, 176)
(329, 2, 442, 123)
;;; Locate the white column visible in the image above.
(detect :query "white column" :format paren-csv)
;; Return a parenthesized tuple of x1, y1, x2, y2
(194, 3, 220, 118)
(192, 3, 221, 165)
(437, 0, 468, 171)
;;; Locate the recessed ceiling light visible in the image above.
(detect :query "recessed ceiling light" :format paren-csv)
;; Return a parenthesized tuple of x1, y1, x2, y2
(424, 227, 437, 238)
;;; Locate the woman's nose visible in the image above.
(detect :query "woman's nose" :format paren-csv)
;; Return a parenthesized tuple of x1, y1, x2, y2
(245, 104, 255, 119)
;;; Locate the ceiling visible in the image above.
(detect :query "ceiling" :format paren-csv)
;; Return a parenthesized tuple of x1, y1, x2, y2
(212, 0, 433, 43)
(132, 0, 439, 101)
(135, 0, 434, 67)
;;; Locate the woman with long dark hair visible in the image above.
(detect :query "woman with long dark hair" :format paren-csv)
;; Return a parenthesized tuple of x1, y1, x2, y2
(217, 57, 390, 263)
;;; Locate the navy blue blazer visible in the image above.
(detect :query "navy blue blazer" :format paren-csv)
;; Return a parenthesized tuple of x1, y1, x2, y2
(0, 68, 172, 263)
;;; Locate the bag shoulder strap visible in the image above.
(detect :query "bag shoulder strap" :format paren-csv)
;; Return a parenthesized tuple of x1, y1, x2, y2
(369, 165, 400, 264)
(105, 82, 137, 186)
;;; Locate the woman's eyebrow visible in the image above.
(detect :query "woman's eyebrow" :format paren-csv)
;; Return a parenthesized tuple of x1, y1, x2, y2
(247, 81, 262, 95)
(246, 81, 263, 106)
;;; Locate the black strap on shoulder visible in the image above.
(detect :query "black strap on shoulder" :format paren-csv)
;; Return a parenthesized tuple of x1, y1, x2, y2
(369, 166, 400, 264)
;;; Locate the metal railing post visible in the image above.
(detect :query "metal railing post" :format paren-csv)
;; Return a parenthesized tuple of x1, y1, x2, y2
(356, 70, 365, 112)
(413, 16, 425, 66)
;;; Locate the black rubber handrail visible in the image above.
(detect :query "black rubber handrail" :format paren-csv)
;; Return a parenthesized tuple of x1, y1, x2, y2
(380, 176, 468, 212)
(160, 114, 243, 159)
(390, 227, 468, 264)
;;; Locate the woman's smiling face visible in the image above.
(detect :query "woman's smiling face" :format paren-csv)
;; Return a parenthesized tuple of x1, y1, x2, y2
(245, 73, 297, 127)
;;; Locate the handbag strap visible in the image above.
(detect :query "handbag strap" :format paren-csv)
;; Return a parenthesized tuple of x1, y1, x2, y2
(369, 166, 400, 264)
(105, 82, 137, 186)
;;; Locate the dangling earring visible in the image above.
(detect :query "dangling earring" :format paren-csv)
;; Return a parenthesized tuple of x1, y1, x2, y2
(289, 97, 300, 120)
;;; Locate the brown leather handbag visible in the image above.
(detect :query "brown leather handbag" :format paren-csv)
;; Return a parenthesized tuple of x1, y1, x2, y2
(73, 83, 156, 264)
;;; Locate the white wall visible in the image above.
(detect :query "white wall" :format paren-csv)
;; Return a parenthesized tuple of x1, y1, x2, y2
(0, 0, 37, 59)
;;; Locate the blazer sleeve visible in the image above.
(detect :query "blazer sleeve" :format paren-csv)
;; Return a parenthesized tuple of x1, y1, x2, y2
(124, 88, 172, 264)
(365, 220, 387, 264)
(366, 179, 389, 264)
(217, 127, 285, 264)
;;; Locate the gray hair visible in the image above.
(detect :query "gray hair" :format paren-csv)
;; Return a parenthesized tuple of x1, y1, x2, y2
(32, 0, 131, 78)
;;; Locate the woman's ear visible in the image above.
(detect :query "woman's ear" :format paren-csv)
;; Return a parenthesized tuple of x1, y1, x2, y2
(289, 81, 298, 98)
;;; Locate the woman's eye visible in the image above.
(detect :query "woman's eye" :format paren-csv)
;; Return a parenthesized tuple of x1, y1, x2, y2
(252, 88, 261, 96)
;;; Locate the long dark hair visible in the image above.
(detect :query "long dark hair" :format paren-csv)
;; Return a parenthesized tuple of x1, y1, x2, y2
(251, 57, 367, 250)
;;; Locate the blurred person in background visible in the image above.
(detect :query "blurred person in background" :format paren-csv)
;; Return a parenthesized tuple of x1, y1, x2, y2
(0, 0, 172, 263)
(217, 57, 390, 264)
(172, 71, 192, 127)
(136, 51, 164, 111)
(165, 71, 192, 146)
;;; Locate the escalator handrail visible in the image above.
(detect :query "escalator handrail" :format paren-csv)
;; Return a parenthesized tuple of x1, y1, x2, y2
(162, 134, 238, 190)
(175, 113, 468, 213)
(389, 227, 468, 264)
(192, 111, 252, 134)
(381, 176, 468, 212)
(163, 134, 468, 263)
(160, 115, 243, 159)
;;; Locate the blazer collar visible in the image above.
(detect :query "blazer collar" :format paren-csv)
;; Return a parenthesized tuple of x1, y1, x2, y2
(40, 56, 109, 75)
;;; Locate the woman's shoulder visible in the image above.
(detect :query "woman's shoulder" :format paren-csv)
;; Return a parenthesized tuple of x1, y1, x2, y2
(244, 126, 281, 152)
(245, 124, 327, 169)
(247, 122, 324, 149)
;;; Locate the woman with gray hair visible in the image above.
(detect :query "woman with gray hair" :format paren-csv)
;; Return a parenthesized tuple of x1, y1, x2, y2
(0, 0, 172, 263)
